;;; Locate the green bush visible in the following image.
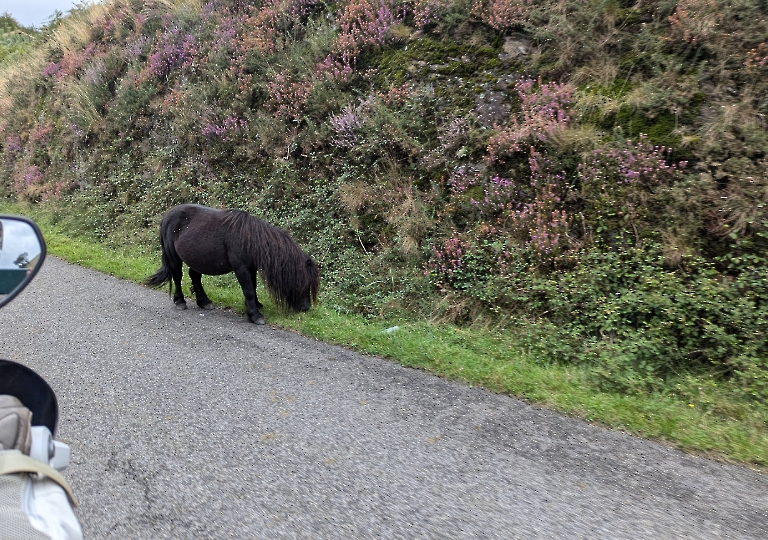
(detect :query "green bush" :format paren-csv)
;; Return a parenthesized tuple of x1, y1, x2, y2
(0, 0, 766, 406)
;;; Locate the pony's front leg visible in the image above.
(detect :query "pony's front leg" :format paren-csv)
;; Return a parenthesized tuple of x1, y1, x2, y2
(188, 268, 214, 310)
(234, 267, 265, 325)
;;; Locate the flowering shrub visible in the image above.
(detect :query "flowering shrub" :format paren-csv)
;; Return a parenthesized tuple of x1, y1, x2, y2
(516, 151, 569, 262)
(579, 136, 686, 189)
(447, 166, 481, 196)
(329, 104, 365, 147)
(41, 62, 61, 78)
(327, 90, 415, 148)
(43, 43, 97, 79)
(378, 83, 412, 106)
(425, 234, 474, 289)
(16, 164, 43, 188)
(335, 0, 404, 56)
(308, 0, 405, 86)
(29, 124, 53, 148)
(449, 149, 570, 264)
(745, 42, 768, 73)
(124, 35, 151, 61)
(469, 174, 516, 214)
(83, 60, 107, 86)
(147, 24, 196, 79)
(578, 136, 686, 235)
(4, 134, 22, 155)
(242, 0, 318, 55)
(421, 118, 469, 168)
(487, 77, 573, 161)
(65, 123, 86, 141)
(668, 0, 722, 44)
(314, 55, 356, 83)
(265, 72, 313, 121)
(13, 164, 73, 203)
(201, 115, 248, 142)
(471, 0, 532, 30)
(413, 0, 452, 28)
(242, 4, 281, 55)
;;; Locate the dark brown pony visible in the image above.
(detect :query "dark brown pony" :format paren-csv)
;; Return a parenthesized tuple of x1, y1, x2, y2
(146, 204, 319, 324)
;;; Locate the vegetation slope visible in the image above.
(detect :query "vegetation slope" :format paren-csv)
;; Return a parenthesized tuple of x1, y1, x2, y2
(0, 0, 766, 465)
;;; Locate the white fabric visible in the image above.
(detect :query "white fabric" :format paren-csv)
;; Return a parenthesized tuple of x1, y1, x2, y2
(24, 476, 83, 540)
(0, 450, 82, 540)
(0, 473, 48, 540)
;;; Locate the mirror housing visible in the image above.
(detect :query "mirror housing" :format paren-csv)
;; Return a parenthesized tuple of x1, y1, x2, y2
(0, 215, 46, 309)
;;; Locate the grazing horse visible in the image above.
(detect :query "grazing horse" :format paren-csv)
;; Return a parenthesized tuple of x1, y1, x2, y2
(146, 204, 319, 324)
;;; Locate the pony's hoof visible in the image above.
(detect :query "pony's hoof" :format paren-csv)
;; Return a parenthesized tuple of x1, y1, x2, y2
(199, 302, 214, 310)
(175, 302, 188, 310)
(251, 317, 266, 325)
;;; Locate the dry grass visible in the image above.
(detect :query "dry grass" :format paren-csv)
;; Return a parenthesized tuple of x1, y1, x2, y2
(570, 57, 619, 88)
(0, 47, 46, 113)
(58, 79, 106, 134)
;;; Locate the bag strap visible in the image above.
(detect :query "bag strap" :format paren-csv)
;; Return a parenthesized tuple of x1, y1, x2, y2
(0, 451, 77, 506)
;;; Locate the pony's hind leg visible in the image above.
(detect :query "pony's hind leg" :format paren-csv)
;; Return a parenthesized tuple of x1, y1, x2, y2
(170, 258, 187, 309)
(188, 268, 214, 309)
(251, 272, 263, 310)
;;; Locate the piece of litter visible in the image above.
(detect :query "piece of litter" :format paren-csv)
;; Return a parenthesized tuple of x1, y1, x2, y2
(384, 325, 399, 333)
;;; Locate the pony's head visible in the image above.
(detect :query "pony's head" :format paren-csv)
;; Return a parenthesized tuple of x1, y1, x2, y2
(267, 248, 319, 312)
(276, 251, 320, 311)
(232, 210, 320, 312)
(296, 257, 320, 312)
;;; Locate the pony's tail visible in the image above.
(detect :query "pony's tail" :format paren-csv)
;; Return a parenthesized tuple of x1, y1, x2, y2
(145, 233, 173, 294)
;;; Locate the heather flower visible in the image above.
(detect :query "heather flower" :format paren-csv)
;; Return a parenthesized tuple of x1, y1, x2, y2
(471, 0, 532, 30)
(4, 135, 22, 154)
(13, 164, 44, 197)
(148, 25, 196, 79)
(487, 77, 573, 161)
(243, 0, 319, 55)
(125, 35, 151, 60)
(329, 104, 365, 147)
(29, 124, 54, 148)
(421, 117, 468, 168)
(668, 0, 722, 44)
(450, 149, 571, 264)
(745, 42, 768, 73)
(578, 135, 685, 188)
(315, 55, 356, 83)
(83, 60, 106, 86)
(425, 233, 473, 288)
(201, 115, 248, 142)
(413, 0, 452, 28)
(65, 123, 86, 140)
(335, 0, 404, 56)
(577, 136, 686, 235)
(265, 72, 313, 121)
(447, 166, 481, 195)
(41, 62, 61, 78)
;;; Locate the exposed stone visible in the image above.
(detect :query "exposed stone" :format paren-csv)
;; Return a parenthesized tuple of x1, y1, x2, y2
(500, 37, 531, 60)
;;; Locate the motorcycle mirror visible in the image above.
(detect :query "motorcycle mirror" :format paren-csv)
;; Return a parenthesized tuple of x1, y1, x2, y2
(0, 215, 46, 309)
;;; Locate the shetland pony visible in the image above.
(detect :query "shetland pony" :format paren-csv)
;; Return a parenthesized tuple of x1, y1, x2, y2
(146, 204, 318, 324)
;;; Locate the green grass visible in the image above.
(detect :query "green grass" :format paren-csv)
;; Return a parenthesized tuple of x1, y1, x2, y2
(4, 203, 766, 470)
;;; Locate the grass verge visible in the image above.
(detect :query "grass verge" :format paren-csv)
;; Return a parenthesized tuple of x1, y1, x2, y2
(4, 203, 766, 470)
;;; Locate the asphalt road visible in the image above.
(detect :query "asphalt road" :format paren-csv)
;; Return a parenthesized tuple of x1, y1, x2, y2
(0, 256, 766, 539)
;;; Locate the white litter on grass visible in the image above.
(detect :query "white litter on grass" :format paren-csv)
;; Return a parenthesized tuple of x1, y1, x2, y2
(383, 326, 399, 333)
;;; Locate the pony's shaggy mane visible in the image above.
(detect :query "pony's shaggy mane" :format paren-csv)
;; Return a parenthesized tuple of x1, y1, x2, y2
(222, 209, 319, 310)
